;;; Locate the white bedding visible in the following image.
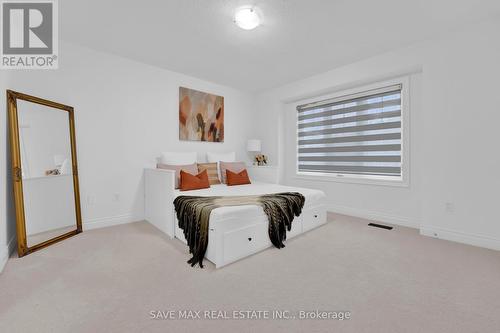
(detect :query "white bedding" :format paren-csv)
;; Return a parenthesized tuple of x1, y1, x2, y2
(173, 182, 325, 219)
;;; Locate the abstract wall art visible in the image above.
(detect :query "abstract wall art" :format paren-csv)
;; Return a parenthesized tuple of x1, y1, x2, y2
(179, 87, 224, 142)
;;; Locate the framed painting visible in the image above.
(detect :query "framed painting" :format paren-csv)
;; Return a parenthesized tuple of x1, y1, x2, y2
(179, 87, 224, 142)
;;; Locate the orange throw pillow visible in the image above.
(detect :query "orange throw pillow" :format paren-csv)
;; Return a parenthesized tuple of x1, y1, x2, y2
(226, 169, 251, 186)
(180, 169, 210, 191)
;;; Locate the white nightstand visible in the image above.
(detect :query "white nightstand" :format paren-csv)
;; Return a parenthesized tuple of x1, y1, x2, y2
(246, 165, 279, 183)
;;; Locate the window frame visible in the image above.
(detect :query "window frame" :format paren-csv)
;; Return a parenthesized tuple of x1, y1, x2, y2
(294, 76, 410, 187)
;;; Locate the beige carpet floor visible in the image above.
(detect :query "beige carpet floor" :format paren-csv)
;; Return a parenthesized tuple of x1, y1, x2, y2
(1, 214, 499, 333)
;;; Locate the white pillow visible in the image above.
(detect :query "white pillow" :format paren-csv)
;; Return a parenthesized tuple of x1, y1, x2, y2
(206, 152, 236, 163)
(161, 152, 197, 165)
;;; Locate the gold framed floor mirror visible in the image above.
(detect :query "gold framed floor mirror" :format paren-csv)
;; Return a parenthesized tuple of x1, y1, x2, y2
(7, 90, 83, 257)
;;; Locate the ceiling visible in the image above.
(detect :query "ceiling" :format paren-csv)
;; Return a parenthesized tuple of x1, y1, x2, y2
(61, 0, 500, 92)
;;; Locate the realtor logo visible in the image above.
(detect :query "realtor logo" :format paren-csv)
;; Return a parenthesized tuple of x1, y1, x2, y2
(1, 0, 58, 69)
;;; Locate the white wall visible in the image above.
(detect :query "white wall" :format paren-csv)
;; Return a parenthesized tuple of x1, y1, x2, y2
(255, 18, 500, 249)
(418, 18, 500, 249)
(4, 42, 257, 236)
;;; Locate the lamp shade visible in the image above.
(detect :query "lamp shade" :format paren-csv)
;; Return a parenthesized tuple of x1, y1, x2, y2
(247, 139, 261, 152)
(54, 154, 66, 167)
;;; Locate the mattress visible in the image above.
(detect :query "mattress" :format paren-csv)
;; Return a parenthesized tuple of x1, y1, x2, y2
(173, 182, 326, 220)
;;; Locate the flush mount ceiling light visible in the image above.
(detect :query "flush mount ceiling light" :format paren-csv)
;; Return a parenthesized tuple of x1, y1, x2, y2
(234, 7, 260, 30)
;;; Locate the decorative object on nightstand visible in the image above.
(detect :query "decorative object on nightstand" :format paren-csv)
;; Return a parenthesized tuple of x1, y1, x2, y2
(247, 139, 265, 165)
(254, 154, 267, 166)
(45, 168, 60, 176)
(54, 154, 70, 175)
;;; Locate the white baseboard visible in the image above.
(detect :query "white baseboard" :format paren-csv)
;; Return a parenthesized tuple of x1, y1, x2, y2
(420, 226, 500, 251)
(1, 236, 16, 274)
(327, 203, 419, 229)
(328, 205, 500, 251)
(83, 213, 143, 231)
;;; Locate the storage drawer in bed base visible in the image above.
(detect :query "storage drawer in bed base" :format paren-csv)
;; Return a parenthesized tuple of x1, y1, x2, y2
(174, 204, 327, 268)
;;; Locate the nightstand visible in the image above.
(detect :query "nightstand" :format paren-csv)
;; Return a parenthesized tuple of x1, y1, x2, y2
(246, 165, 279, 183)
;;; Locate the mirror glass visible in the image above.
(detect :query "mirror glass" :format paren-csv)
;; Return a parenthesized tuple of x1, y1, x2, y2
(17, 100, 77, 247)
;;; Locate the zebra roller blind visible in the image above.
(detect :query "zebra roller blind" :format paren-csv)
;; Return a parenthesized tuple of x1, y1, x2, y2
(297, 84, 403, 177)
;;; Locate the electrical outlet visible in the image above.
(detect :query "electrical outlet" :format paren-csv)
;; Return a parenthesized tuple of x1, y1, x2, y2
(445, 202, 454, 213)
(113, 193, 120, 202)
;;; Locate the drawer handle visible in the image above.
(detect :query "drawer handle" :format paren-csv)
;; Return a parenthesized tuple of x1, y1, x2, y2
(248, 237, 252, 241)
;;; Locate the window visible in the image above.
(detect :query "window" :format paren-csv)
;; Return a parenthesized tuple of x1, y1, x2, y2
(296, 81, 406, 183)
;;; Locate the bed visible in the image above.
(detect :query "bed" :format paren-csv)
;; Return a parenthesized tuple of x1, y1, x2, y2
(144, 168, 327, 268)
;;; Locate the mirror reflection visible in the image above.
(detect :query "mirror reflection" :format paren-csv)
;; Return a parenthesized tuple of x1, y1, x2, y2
(17, 100, 78, 247)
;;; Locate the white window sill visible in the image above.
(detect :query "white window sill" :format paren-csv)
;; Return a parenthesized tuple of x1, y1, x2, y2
(293, 173, 409, 188)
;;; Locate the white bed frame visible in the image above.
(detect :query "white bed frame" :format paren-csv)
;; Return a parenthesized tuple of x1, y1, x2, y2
(144, 168, 327, 268)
